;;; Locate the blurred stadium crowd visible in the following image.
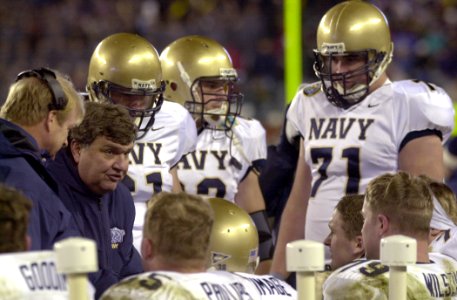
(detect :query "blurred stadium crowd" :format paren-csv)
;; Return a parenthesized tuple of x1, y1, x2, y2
(1, 0, 456, 143)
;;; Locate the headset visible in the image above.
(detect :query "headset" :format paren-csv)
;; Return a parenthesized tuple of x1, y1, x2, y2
(15, 67, 68, 111)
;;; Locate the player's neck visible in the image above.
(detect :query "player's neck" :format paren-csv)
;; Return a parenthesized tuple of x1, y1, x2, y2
(149, 257, 208, 273)
(416, 240, 430, 263)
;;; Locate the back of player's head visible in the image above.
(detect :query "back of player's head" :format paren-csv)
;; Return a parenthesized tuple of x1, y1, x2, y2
(419, 175, 457, 228)
(0, 184, 32, 253)
(86, 32, 164, 136)
(1, 68, 84, 127)
(160, 35, 242, 131)
(365, 171, 433, 237)
(313, 1, 393, 109)
(336, 194, 364, 240)
(144, 192, 214, 264)
(207, 198, 259, 273)
(70, 102, 137, 147)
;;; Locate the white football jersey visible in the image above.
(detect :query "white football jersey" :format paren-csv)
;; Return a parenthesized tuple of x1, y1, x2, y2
(434, 228, 457, 259)
(287, 80, 454, 245)
(323, 253, 457, 299)
(177, 117, 267, 202)
(127, 101, 197, 251)
(233, 272, 297, 299)
(0, 251, 68, 300)
(100, 270, 296, 300)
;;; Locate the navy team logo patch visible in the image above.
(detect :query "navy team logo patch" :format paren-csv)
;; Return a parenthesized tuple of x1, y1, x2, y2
(111, 227, 125, 249)
(302, 83, 321, 97)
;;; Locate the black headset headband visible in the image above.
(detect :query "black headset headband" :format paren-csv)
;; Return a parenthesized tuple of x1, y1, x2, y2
(16, 67, 68, 111)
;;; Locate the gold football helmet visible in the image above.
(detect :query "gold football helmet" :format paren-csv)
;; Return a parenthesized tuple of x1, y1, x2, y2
(313, 1, 394, 109)
(160, 35, 242, 130)
(87, 33, 164, 137)
(207, 198, 259, 273)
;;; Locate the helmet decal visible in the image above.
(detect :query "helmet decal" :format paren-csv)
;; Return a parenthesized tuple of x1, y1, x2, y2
(132, 79, 157, 89)
(321, 42, 346, 54)
(211, 251, 231, 267)
(220, 68, 237, 77)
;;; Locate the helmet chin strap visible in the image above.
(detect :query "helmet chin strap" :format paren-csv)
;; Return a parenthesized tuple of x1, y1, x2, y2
(333, 82, 368, 104)
(203, 102, 229, 129)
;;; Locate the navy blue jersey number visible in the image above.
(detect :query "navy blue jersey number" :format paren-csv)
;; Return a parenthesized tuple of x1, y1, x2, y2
(123, 172, 163, 193)
(310, 147, 361, 197)
(197, 178, 226, 198)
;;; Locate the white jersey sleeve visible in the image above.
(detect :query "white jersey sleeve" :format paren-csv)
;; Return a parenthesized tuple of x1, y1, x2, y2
(323, 255, 457, 299)
(285, 82, 314, 143)
(392, 80, 454, 146)
(430, 228, 456, 253)
(232, 117, 267, 168)
(437, 227, 457, 260)
(0, 251, 68, 300)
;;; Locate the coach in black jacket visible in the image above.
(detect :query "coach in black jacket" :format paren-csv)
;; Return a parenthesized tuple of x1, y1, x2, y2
(47, 102, 142, 299)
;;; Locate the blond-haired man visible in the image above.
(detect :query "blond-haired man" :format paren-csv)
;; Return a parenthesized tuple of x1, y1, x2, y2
(0, 68, 84, 250)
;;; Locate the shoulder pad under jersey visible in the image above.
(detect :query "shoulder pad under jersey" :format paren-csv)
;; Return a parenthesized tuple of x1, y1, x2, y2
(232, 117, 267, 163)
(393, 79, 454, 141)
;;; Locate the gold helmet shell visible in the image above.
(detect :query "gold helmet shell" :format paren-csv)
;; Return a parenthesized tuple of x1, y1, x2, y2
(207, 198, 259, 273)
(86, 33, 164, 136)
(314, 1, 394, 109)
(160, 35, 242, 130)
(316, 1, 392, 56)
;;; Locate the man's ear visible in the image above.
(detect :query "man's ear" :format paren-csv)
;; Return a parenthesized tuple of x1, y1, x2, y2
(378, 214, 390, 236)
(70, 140, 81, 163)
(45, 111, 58, 132)
(353, 235, 365, 258)
(25, 234, 32, 251)
(141, 237, 153, 260)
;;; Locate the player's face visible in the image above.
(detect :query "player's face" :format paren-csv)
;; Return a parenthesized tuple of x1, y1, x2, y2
(191, 80, 230, 127)
(200, 80, 229, 110)
(325, 54, 367, 89)
(109, 89, 157, 111)
(361, 201, 380, 259)
(47, 109, 81, 159)
(72, 136, 133, 195)
(324, 209, 363, 270)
